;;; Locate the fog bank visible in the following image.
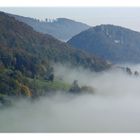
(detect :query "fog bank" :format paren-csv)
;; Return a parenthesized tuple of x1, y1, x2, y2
(1, 64, 140, 132)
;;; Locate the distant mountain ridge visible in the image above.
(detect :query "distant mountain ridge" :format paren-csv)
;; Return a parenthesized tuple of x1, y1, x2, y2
(9, 14, 90, 41)
(68, 24, 140, 63)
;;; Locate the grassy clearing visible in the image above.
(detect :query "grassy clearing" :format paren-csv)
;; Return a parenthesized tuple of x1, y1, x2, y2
(29, 78, 71, 92)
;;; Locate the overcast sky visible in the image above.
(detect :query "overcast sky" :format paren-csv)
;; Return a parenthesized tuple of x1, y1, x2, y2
(1, 7, 140, 32)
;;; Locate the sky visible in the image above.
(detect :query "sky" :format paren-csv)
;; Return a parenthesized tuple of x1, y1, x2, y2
(0, 7, 140, 32)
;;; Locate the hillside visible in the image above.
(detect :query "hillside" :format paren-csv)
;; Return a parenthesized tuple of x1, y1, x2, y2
(0, 12, 109, 72)
(68, 24, 140, 63)
(9, 14, 90, 41)
(0, 12, 109, 104)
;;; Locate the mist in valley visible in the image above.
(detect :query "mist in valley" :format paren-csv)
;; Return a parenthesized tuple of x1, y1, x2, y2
(1, 64, 140, 132)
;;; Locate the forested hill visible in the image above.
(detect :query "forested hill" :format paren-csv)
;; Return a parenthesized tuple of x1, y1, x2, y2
(68, 24, 140, 63)
(9, 13, 90, 41)
(0, 12, 109, 72)
(0, 12, 109, 102)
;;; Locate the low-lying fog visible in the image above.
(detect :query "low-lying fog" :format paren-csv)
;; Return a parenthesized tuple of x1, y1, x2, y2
(1, 64, 140, 132)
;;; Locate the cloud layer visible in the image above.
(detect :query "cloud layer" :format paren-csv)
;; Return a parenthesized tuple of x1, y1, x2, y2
(1, 64, 140, 132)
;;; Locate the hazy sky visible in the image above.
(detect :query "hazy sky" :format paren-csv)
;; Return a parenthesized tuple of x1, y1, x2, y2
(1, 7, 140, 31)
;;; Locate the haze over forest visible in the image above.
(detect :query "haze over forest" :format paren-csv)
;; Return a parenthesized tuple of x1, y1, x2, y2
(0, 8, 140, 132)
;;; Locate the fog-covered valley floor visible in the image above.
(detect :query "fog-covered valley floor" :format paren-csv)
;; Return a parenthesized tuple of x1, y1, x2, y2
(1, 64, 140, 132)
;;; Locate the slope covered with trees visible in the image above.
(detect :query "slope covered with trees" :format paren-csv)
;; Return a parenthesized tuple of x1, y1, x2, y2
(68, 24, 140, 63)
(9, 14, 90, 41)
(0, 12, 110, 105)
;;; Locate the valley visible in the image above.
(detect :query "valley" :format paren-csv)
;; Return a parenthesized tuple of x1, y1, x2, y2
(1, 8, 140, 132)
